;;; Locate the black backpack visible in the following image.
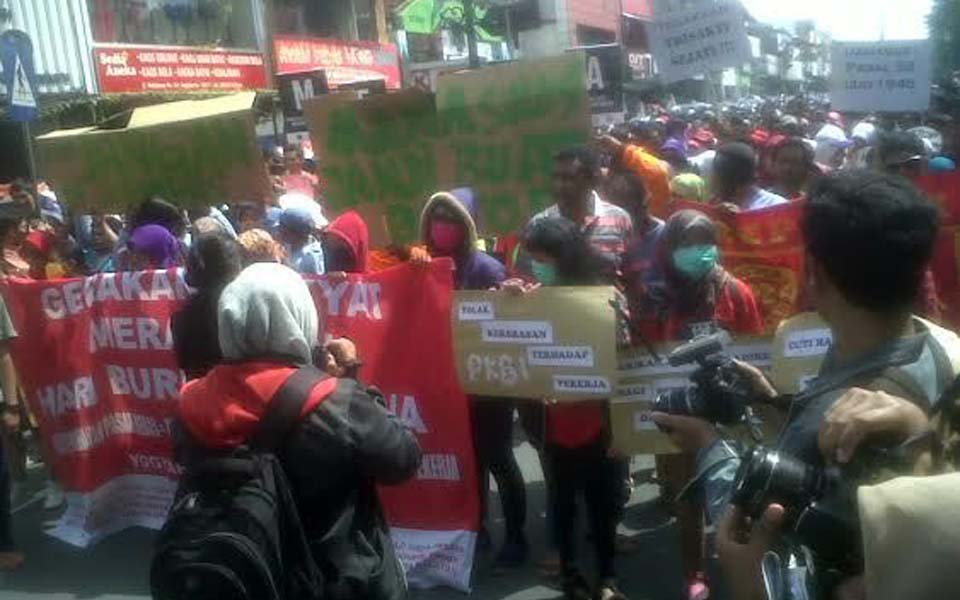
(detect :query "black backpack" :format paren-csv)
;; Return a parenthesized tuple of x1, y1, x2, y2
(150, 366, 329, 600)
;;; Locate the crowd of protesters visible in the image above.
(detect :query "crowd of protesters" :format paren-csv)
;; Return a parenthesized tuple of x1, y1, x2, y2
(0, 101, 958, 600)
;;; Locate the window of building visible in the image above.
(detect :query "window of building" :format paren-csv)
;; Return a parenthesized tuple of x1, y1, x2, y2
(271, 0, 358, 40)
(87, 0, 258, 49)
(576, 25, 615, 46)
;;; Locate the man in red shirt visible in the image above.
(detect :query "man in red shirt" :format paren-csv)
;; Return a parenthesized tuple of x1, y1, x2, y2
(281, 145, 319, 199)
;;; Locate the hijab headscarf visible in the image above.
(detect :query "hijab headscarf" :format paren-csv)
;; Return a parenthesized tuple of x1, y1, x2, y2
(128, 224, 181, 268)
(660, 209, 730, 316)
(217, 263, 320, 364)
(671, 173, 707, 203)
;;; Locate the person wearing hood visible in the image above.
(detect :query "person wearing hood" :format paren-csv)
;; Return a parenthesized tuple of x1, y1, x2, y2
(178, 263, 420, 599)
(322, 210, 369, 274)
(124, 224, 183, 271)
(417, 189, 531, 567)
(172, 232, 243, 380)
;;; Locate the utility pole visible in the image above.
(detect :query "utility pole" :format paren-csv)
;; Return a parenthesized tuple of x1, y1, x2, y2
(464, 0, 480, 68)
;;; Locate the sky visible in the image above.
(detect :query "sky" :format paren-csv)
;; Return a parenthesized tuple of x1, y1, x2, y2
(739, 0, 933, 41)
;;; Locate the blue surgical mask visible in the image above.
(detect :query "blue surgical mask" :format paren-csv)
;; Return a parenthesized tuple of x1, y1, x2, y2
(530, 259, 558, 286)
(672, 245, 718, 280)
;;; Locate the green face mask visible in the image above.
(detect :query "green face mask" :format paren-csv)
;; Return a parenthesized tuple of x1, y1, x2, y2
(530, 259, 558, 286)
(672, 244, 719, 280)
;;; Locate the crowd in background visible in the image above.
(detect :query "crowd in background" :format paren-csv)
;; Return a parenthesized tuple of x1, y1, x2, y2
(0, 97, 958, 600)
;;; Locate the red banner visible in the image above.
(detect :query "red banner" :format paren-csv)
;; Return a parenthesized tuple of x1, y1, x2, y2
(94, 44, 268, 93)
(673, 201, 807, 332)
(273, 36, 401, 89)
(917, 173, 960, 328)
(4, 262, 478, 590)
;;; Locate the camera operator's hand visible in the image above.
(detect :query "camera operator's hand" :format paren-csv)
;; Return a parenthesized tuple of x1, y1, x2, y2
(819, 388, 930, 464)
(323, 338, 360, 377)
(650, 412, 719, 454)
(731, 359, 778, 402)
(717, 503, 785, 600)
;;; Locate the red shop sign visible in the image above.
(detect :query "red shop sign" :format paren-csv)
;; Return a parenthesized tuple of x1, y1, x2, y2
(94, 44, 267, 93)
(273, 35, 401, 89)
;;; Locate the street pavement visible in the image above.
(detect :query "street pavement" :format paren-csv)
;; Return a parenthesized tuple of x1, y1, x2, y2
(0, 443, 726, 600)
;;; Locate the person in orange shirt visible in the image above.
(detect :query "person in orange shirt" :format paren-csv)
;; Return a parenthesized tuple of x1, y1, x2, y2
(597, 131, 672, 219)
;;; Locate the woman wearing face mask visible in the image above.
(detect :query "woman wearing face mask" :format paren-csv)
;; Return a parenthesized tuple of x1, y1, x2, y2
(657, 209, 763, 600)
(417, 191, 535, 567)
(661, 209, 763, 339)
(521, 216, 627, 600)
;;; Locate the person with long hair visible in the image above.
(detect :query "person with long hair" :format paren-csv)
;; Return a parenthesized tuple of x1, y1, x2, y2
(522, 216, 626, 600)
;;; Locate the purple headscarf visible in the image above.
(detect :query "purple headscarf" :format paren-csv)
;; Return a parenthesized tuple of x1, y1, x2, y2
(128, 224, 181, 269)
(660, 137, 689, 159)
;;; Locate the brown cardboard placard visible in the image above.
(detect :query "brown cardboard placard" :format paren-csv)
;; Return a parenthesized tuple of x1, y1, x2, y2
(611, 336, 775, 455)
(453, 286, 619, 400)
(37, 92, 266, 212)
(304, 54, 590, 243)
(769, 312, 832, 395)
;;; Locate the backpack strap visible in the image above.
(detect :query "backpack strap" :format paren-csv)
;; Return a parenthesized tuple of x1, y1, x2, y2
(250, 365, 329, 451)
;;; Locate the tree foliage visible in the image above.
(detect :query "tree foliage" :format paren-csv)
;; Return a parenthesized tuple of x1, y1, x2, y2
(929, 0, 960, 80)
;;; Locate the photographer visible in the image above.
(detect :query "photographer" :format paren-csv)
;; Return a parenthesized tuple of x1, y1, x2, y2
(652, 170, 960, 598)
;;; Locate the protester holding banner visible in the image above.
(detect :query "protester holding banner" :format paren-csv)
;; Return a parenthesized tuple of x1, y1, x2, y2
(322, 210, 370, 274)
(172, 232, 243, 380)
(178, 263, 422, 599)
(769, 137, 817, 201)
(415, 189, 531, 568)
(711, 143, 789, 212)
(519, 214, 626, 600)
(598, 133, 672, 220)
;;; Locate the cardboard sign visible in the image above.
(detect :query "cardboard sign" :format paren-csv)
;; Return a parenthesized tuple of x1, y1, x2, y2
(769, 312, 831, 395)
(830, 41, 932, 113)
(37, 92, 267, 211)
(648, 0, 752, 83)
(452, 287, 619, 400)
(93, 45, 268, 93)
(305, 54, 590, 243)
(611, 336, 773, 455)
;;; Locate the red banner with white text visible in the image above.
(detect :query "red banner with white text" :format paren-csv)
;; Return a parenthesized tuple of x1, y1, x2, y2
(917, 173, 960, 329)
(3, 261, 478, 591)
(673, 201, 807, 332)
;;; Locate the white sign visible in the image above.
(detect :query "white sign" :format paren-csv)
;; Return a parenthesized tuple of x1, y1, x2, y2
(830, 40, 932, 113)
(553, 375, 612, 395)
(648, 0, 752, 83)
(480, 320, 554, 344)
(784, 328, 833, 358)
(458, 301, 495, 322)
(11, 54, 36, 109)
(527, 345, 595, 367)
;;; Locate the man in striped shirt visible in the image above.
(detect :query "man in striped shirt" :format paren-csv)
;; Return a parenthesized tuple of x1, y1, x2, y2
(528, 146, 634, 267)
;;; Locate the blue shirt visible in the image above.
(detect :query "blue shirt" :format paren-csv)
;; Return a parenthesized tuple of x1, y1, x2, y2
(744, 187, 789, 211)
(287, 238, 325, 275)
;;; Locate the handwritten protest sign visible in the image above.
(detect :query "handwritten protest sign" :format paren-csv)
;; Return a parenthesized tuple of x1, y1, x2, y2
(830, 40, 932, 113)
(37, 92, 266, 211)
(611, 337, 773, 455)
(305, 54, 590, 242)
(648, 0, 752, 83)
(452, 287, 619, 400)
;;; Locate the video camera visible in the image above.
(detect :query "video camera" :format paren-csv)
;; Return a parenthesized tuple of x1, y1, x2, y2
(653, 332, 757, 427)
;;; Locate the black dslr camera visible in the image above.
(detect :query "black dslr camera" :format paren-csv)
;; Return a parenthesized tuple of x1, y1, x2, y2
(731, 446, 862, 595)
(653, 333, 756, 427)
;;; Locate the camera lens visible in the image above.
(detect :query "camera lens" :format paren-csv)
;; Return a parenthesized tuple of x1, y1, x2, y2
(653, 388, 704, 417)
(731, 447, 824, 520)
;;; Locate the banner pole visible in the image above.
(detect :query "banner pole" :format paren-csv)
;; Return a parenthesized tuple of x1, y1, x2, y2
(22, 120, 37, 183)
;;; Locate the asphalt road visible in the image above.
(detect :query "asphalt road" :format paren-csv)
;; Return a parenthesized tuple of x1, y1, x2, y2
(0, 443, 726, 600)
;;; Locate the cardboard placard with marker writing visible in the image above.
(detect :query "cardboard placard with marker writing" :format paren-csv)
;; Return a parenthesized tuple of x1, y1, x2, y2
(452, 287, 620, 401)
